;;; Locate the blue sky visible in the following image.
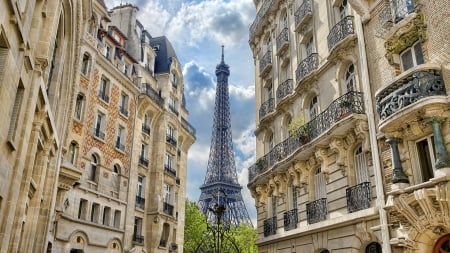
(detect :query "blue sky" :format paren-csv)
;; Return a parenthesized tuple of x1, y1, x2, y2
(105, 0, 257, 224)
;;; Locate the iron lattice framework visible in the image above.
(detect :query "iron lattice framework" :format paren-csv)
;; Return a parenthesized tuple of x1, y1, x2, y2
(199, 46, 252, 227)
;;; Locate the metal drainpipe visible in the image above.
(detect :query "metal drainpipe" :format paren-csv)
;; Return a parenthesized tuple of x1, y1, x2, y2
(354, 14, 392, 253)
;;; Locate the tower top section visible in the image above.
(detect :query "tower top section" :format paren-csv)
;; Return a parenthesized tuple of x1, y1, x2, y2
(215, 45, 230, 76)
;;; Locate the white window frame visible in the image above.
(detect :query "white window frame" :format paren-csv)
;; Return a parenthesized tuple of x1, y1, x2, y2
(354, 146, 369, 184)
(400, 41, 424, 72)
(314, 167, 327, 200)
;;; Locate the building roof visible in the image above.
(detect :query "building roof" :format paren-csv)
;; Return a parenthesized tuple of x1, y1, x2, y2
(150, 36, 178, 74)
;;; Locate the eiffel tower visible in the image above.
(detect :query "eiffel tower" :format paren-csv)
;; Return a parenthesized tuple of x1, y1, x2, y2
(198, 46, 252, 226)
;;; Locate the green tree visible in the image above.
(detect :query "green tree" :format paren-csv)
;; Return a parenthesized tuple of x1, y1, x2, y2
(231, 224, 258, 253)
(184, 199, 207, 252)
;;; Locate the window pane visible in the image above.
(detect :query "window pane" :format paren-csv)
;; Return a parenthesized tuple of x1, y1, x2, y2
(414, 42, 424, 65)
(416, 138, 434, 182)
(401, 49, 413, 71)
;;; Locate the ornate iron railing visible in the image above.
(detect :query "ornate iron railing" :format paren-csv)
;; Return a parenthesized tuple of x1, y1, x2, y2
(283, 208, 298, 231)
(139, 156, 149, 167)
(166, 135, 177, 146)
(259, 50, 272, 74)
(249, 91, 364, 182)
(135, 195, 145, 209)
(294, 0, 312, 28)
(346, 181, 371, 213)
(276, 79, 293, 103)
(259, 98, 275, 120)
(376, 68, 445, 121)
(306, 198, 327, 224)
(249, 0, 274, 39)
(141, 83, 164, 109)
(165, 165, 177, 177)
(276, 27, 289, 53)
(181, 117, 196, 136)
(142, 124, 151, 135)
(163, 202, 174, 216)
(295, 53, 318, 85)
(263, 216, 277, 237)
(327, 16, 354, 52)
(392, 0, 416, 23)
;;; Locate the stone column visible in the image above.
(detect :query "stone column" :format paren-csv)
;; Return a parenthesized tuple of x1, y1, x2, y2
(428, 117, 450, 169)
(386, 138, 409, 184)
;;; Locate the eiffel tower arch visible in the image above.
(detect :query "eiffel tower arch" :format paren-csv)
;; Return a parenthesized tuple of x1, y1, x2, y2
(198, 46, 252, 227)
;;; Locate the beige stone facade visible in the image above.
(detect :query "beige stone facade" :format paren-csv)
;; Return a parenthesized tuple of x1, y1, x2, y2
(0, 1, 195, 253)
(248, 0, 450, 253)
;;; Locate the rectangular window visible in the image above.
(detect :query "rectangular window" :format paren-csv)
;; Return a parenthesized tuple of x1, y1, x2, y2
(314, 168, 327, 200)
(119, 92, 129, 116)
(74, 94, 84, 120)
(78, 199, 88, 220)
(163, 184, 172, 204)
(116, 126, 125, 151)
(0, 45, 8, 78)
(91, 203, 100, 223)
(93, 112, 106, 139)
(139, 143, 149, 167)
(415, 136, 435, 183)
(137, 176, 145, 197)
(68, 142, 78, 164)
(134, 217, 143, 239)
(400, 41, 424, 72)
(104, 44, 112, 59)
(8, 82, 24, 140)
(113, 210, 121, 228)
(81, 53, 90, 75)
(291, 186, 298, 210)
(98, 77, 110, 102)
(103, 207, 111, 226)
(271, 196, 277, 217)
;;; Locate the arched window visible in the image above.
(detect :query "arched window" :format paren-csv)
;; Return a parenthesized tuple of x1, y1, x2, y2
(433, 233, 450, 253)
(112, 164, 120, 191)
(366, 242, 382, 253)
(309, 96, 319, 120)
(339, 0, 348, 20)
(285, 116, 292, 139)
(268, 132, 274, 151)
(74, 93, 84, 120)
(81, 53, 91, 76)
(345, 64, 356, 93)
(315, 167, 326, 200)
(354, 146, 369, 184)
(88, 154, 98, 182)
(320, 250, 330, 253)
(68, 141, 78, 164)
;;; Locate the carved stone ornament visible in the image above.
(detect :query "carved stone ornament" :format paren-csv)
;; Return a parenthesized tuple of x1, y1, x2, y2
(330, 137, 347, 167)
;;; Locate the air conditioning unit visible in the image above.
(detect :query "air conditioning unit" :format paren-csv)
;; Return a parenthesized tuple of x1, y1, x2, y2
(169, 243, 178, 251)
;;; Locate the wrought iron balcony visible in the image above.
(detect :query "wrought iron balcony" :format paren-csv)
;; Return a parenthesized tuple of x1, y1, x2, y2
(259, 50, 272, 76)
(160, 239, 167, 247)
(276, 27, 289, 54)
(119, 106, 128, 117)
(276, 79, 293, 104)
(294, 0, 313, 31)
(141, 83, 164, 109)
(283, 208, 298, 231)
(295, 53, 318, 86)
(98, 92, 110, 103)
(165, 165, 177, 177)
(249, 91, 364, 182)
(376, 67, 445, 121)
(93, 127, 105, 140)
(166, 135, 177, 146)
(181, 117, 196, 136)
(259, 98, 275, 120)
(132, 234, 144, 244)
(306, 198, 327, 224)
(346, 181, 371, 213)
(263, 216, 277, 237)
(139, 156, 149, 167)
(327, 16, 354, 52)
(135, 195, 145, 209)
(142, 124, 151, 135)
(249, 0, 274, 39)
(169, 104, 179, 116)
(163, 202, 174, 216)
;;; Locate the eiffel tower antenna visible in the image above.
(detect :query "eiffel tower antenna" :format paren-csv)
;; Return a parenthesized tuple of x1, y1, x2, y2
(198, 46, 252, 227)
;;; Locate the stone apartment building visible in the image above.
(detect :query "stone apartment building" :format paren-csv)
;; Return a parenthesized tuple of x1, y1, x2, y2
(247, 0, 450, 253)
(0, 1, 195, 253)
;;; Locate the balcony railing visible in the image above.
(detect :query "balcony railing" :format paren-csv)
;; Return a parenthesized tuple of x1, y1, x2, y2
(283, 208, 298, 231)
(276, 27, 289, 54)
(93, 128, 105, 139)
(163, 202, 174, 216)
(295, 53, 318, 85)
(98, 92, 110, 103)
(169, 105, 179, 116)
(263, 216, 277, 237)
(160, 239, 167, 247)
(133, 234, 144, 244)
(142, 124, 151, 135)
(259, 50, 272, 75)
(376, 68, 445, 121)
(165, 166, 177, 177)
(181, 117, 196, 136)
(393, 0, 416, 23)
(141, 83, 164, 109)
(294, 0, 313, 30)
(306, 198, 327, 224)
(327, 16, 354, 52)
(115, 139, 125, 151)
(249, 91, 364, 182)
(259, 98, 275, 120)
(276, 79, 293, 103)
(139, 156, 149, 167)
(135, 195, 145, 209)
(249, 0, 274, 39)
(166, 135, 177, 146)
(346, 181, 371, 213)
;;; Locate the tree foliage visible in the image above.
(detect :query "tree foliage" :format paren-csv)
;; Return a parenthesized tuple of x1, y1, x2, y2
(184, 199, 258, 253)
